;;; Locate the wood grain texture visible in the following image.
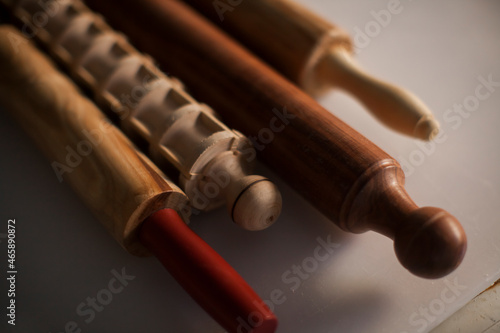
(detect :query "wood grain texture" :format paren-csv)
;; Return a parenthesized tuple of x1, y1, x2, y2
(6, 0, 282, 231)
(84, 0, 466, 278)
(182, 0, 352, 89)
(0, 25, 189, 256)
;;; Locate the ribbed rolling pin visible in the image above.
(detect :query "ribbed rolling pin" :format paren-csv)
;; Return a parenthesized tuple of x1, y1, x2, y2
(0, 25, 277, 333)
(6, 0, 282, 231)
(183, 0, 440, 141)
(82, 0, 467, 278)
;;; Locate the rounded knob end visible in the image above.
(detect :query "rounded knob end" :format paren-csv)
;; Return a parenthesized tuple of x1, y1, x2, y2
(230, 176, 282, 231)
(414, 115, 440, 141)
(394, 207, 467, 279)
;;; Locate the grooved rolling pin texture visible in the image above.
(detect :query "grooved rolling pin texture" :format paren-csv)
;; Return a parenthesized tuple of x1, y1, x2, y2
(7, 0, 282, 230)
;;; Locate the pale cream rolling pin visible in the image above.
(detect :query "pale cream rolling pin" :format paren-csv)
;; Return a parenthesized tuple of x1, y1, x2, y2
(183, 0, 440, 141)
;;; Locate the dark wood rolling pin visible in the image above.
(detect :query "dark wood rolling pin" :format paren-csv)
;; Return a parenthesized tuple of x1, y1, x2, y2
(83, 0, 467, 278)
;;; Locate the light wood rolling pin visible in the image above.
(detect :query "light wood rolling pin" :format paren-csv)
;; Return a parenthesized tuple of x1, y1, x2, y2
(82, 0, 467, 279)
(4, 0, 282, 231)
(183, 0, 440, 141)
(0, 28, 188, 257)
(0, 25, 277, 333)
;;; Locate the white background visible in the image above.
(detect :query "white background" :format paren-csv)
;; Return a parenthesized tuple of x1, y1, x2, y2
(1, 0, 500, 332)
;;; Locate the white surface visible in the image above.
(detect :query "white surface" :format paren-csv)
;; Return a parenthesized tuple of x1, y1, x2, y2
(1, 0, 500, 332)
(432, 282, 500, 333)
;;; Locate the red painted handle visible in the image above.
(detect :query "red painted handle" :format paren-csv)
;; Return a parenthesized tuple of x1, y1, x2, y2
(139, 209, 277, 333)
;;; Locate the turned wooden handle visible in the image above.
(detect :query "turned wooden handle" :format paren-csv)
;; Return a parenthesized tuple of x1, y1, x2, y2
(83, 0, 467, 278)
(0, 25, 189, 256)
(340, 161, 467, 278)
(183, 0, 440, 141)
(140, 209, 278, 333)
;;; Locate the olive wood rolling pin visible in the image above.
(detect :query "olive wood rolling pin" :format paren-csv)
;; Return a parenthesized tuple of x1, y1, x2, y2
(0, 25, 277, 333)
(183, 0, 440, 141)
(5, 0, 282, 231)
(84, 0, 467, 279)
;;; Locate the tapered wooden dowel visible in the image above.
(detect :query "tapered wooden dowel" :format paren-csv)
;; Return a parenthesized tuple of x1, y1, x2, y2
(84, 0, 466, 278)
(183, 0, 440, 141)
(0, 25, 277, 333)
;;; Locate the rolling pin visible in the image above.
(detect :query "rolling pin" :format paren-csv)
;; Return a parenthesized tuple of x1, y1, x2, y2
(83, 0, 467, 279)
(183, 0, 440, 141)
(5, 0, 282, 231)
(0, 25, 277, 333)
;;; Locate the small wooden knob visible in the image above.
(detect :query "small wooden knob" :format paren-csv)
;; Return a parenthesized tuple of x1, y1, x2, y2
(394, 207, 467, 279)
(230, 175, 282, 231)
(340, 160, 467, 278)
(201, 152, 282, 231)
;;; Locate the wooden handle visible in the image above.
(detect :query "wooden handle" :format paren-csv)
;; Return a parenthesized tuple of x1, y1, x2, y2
(6, 0, 282, 231)
(0, 25, 189, 256)
(315, 46, 440, 140)
(140, 209, 278, 333)
(340, 161, 467, 278)
(183, 0, 440, 140)
(83, 0, 467, 278)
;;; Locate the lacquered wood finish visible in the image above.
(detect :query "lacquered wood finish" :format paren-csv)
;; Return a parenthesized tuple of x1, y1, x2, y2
(183, 0, 351, 87)
(83, 0, 467, 278)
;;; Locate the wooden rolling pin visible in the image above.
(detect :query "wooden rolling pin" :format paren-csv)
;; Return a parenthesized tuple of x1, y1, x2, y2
(83, 0, 467, 279)
(0, 25, 277, 333)
(183, 0, 440, 141)
(5, 0, 282, 231)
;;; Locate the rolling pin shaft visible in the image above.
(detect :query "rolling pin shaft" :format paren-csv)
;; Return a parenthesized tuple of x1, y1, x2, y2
(84, 0, 466, 278)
